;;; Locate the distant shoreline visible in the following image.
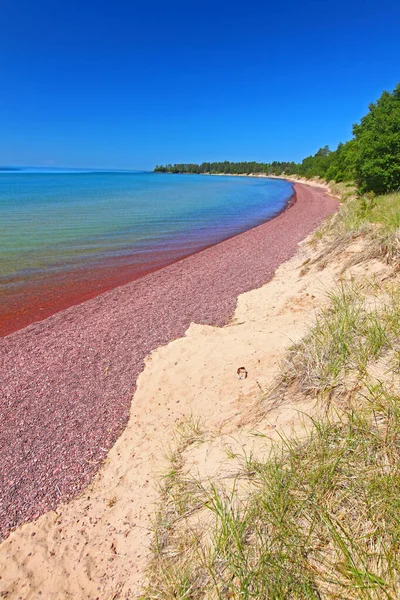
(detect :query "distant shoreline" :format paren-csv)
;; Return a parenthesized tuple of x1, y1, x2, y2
(156, 169, 332, 191)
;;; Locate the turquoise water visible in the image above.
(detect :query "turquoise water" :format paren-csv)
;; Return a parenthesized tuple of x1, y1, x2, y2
(0, 171, 293, 286)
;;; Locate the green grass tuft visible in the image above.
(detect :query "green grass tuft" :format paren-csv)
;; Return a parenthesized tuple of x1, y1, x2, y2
(142, 188, 400, 599)
(283, 281, 400, 395)
(144, 383, 400, 599)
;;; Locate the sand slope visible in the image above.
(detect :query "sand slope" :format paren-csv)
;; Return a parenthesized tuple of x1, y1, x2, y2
(2, 231, 388, 598)
(0, 183, 346, 598)
(0, 183, 337, 539)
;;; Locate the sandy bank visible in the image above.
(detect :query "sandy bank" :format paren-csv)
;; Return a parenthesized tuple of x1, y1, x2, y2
(2, 217, 390, 599)
(203, 172, 332, 190)
(0, 183, 338, 597)
(0, 183, 337, 540)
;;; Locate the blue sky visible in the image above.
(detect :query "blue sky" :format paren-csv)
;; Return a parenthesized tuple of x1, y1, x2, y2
(1, 0, 400, 170)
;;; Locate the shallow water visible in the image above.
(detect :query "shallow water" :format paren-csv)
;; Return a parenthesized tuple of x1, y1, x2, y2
(0, 171, 293, 335)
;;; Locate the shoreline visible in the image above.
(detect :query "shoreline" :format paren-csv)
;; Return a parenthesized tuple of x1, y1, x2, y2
(0, 183, 338, 541)
(164, 170, 332, 189)
(0, 180, 352, 598)
(1, 178, 295, 338)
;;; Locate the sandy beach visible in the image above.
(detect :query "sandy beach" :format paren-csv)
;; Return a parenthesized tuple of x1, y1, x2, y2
(0, 182, 338, 597)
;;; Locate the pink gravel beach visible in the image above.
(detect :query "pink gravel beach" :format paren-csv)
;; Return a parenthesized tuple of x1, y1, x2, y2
(0, 183, 338, 539)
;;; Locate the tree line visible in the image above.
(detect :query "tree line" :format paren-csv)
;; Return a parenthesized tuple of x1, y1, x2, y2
(155, 83, 400, 195)
(154, 161, 298, 176)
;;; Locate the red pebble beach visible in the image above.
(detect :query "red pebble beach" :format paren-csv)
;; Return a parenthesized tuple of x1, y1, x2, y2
(0, 182, 338, 539)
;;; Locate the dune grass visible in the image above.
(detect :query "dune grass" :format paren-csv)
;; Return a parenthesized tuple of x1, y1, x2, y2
(143, 188, 400, 599)
(311, 187, 400, 269)
(326, 181, 400, 234)
(283, 280, 400, 396)
(168, 386, 400, 599)
(143, 279, 400, 599)
(341, 190, 400, 234)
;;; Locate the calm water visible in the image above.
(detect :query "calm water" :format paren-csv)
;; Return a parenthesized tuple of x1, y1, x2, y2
(0, 171, 293, 286)
(0, 170, 293, 334)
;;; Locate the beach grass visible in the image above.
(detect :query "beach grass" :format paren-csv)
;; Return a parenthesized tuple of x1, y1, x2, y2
(142, 186, 400, 599)
(312, 187, 400, 267)
(282, 279, 400, 396)
(144, 345, 400, 600)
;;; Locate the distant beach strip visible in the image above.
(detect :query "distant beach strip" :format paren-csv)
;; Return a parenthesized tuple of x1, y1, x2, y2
(0, 183, 338, 539)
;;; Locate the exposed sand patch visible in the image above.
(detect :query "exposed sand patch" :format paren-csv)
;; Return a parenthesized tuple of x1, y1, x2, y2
(1, 232, 389, 599)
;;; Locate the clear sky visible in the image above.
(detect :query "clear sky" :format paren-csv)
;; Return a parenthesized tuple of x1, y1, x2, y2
(1, 0, 400, 170)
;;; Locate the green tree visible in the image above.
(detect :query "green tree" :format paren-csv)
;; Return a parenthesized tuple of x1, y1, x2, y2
(325, 140, 357, 182)
(353, 84, 400, 194)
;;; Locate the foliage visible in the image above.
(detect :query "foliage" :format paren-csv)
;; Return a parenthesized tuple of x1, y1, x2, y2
(284, 280, 400, 394)
(325, 140, 357, 182)
(145, 380, 400, 598)
(155, 83, 400, 194)
(315, 186, 400, 267)
(143, 186, 400, 599)
(154, 160, 297, 176)
(353, 84, 400, 194)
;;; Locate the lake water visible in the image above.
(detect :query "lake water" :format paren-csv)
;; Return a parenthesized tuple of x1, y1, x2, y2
(0, 170, 293, 335)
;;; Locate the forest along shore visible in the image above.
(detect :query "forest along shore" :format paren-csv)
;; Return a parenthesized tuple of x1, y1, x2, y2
(0, 183, 337, 542)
